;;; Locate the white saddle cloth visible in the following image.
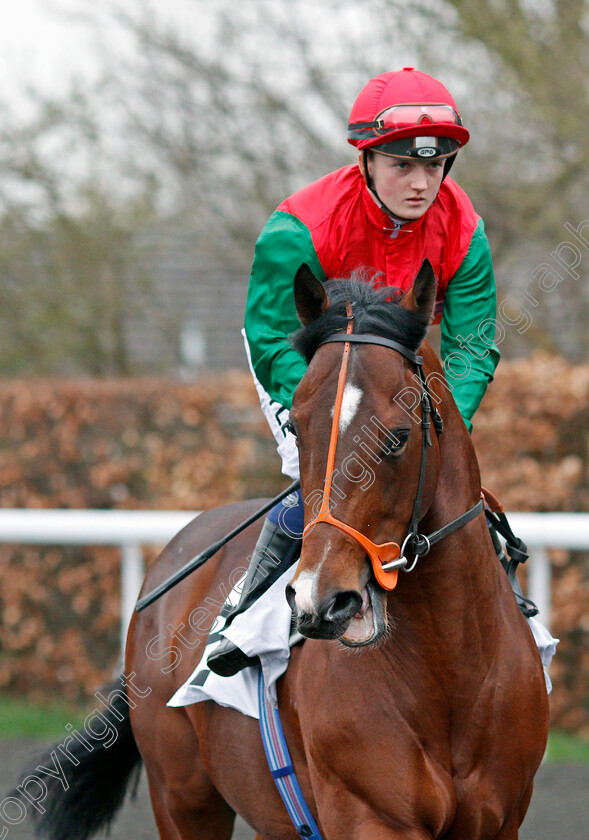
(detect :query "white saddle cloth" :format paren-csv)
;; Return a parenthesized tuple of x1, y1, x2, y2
(528, 616, 559, 693)
(168, 562, 299, 719)
(168, 562, 559, 720)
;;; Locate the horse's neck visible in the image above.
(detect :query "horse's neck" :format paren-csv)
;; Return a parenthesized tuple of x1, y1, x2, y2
(386, 527, 506, 714)
(393, 396, 506, 661)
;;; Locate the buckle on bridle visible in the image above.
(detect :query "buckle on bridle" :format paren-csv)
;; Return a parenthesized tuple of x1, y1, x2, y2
(382, 531, 431, 574)
(398, 532, 432, 573)
(409, 533, 431, 556)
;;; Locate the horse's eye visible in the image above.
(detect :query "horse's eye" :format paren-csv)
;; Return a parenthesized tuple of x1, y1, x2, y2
(285, 419, 298, 438)
(387, 429, 410, 456)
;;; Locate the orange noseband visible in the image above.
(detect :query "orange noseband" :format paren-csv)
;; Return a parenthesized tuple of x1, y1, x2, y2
(302, 304, 404, 591)
(301, 304, 484, 591)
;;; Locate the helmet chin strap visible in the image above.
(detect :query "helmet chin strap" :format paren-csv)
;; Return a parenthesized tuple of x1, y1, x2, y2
(362, 151, 403, 220)
(372, 195, 412, 226)
(443, 152, 458, 178)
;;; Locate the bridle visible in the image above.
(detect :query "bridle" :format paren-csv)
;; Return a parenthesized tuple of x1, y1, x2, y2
(302, 303, 484, 591)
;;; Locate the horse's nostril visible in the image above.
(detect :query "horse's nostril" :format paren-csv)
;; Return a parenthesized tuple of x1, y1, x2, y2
(285, 584, 297, 611)
(322, 590, 363, 624)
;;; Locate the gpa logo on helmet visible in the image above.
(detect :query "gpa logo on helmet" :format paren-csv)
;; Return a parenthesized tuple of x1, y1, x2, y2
(417, 147, 436, 157)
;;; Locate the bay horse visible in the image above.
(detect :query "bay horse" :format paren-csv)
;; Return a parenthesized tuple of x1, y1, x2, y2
(21, 261, 548, 840)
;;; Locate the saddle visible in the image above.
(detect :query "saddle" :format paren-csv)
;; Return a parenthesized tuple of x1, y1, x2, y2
(482, 487, 538, 618)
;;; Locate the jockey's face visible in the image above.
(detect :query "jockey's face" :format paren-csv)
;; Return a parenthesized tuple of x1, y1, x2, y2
(361, 151, 445, 220)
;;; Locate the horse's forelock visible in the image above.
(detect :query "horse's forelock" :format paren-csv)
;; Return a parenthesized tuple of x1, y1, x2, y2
(291, 277, 429, 363)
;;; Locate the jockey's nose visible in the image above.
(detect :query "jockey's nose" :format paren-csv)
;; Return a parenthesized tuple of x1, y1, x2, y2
(411, 166, 429, 191)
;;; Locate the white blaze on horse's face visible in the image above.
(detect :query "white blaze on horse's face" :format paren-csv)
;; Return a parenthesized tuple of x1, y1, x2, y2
(333, 383, 363, 433)
(290, 540, 334, 614)
(290, 570, 317, 614)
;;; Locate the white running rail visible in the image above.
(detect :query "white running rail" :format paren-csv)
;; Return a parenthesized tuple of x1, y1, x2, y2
(0, 509, 200, 651)
(0, 509, 587, 650)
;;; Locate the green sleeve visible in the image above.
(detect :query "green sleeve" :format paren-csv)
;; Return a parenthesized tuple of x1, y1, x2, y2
(440, 219, 500, 433)
(244, 210, 326, 409)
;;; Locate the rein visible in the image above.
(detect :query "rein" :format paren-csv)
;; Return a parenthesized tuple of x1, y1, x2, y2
(303, 308, 483, 591)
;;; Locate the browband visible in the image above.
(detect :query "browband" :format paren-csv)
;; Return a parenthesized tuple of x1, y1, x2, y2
(319, 333, 423, 366)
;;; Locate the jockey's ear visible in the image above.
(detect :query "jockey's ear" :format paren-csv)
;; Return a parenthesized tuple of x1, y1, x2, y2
(400, 259, 436, 325)
(294, 263, 330, 325)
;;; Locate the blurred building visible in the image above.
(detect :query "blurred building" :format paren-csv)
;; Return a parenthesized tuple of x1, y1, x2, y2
(127, 230, 250, 375)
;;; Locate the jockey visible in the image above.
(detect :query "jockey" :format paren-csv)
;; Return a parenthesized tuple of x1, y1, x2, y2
(209, 67, 501, 676)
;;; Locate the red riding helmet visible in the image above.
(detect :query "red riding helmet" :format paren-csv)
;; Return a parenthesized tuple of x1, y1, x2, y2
(348, 68, 469, 161)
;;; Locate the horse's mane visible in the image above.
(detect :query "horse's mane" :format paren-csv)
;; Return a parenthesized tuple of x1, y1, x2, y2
(291, 275, 429, 363)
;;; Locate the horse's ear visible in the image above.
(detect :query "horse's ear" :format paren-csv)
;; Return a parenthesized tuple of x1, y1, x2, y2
(400, 259, 436, 324)
(294, 263, 330, 325)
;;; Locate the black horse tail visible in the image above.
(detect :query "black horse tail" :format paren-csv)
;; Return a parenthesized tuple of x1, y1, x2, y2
(10, 681, 143, 840)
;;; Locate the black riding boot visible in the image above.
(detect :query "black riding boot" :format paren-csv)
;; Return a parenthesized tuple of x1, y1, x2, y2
(207, 518, 301, 677)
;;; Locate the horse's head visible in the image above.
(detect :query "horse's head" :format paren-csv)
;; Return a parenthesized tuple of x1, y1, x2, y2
(286, 261, 445, 645)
